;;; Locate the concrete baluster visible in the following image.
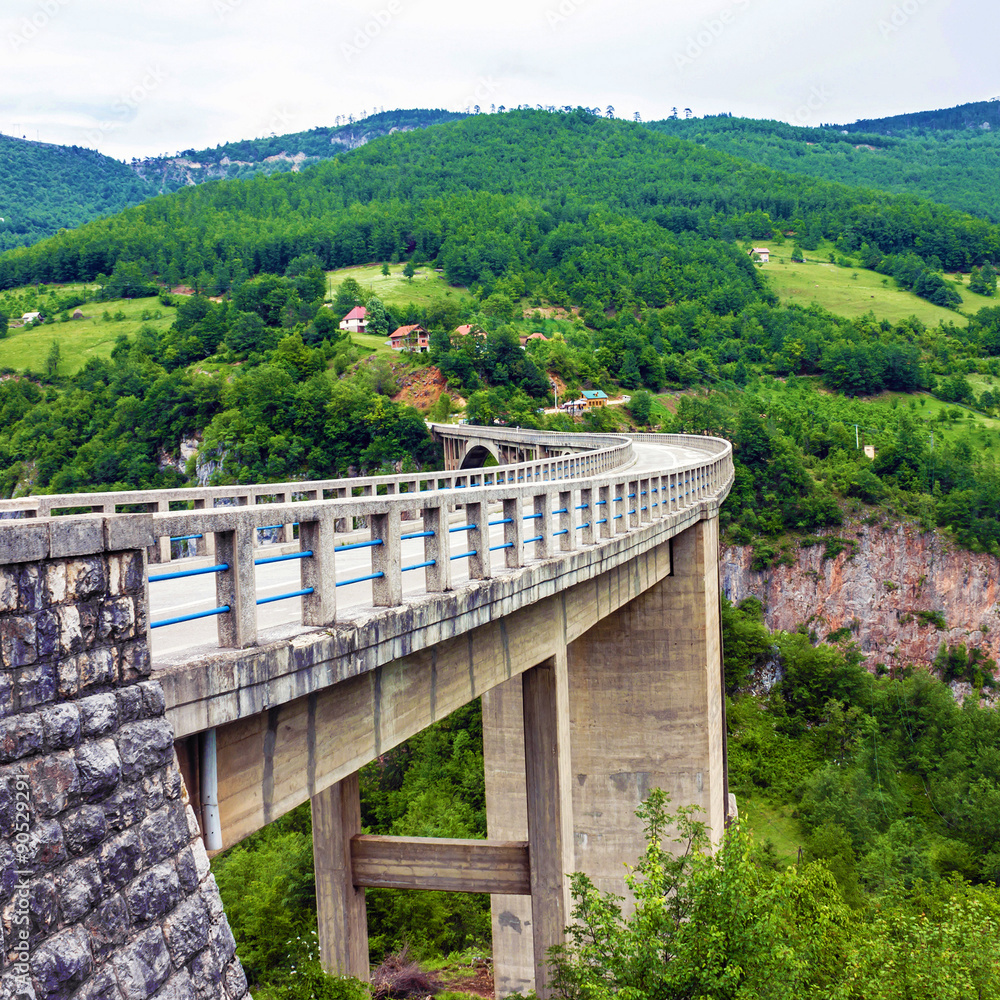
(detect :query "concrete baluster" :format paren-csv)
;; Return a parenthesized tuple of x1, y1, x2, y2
(532, 492, 550, 558)
(370, 509, 402, 606)
(422, 505, 452, 592)
(640, 478, 652, 523)
(558, 490, 574, 552)
(579, 487, 595, 545)
(194, 497, 216, 558)
(629, 479, 640, 528)
(153, 499, 171, 564)
(597, 484, 611, 538)
(300, 511, 336, 627)
(503, 496, 524, 568)
(276, 492, 295, 543)
(464, 501, 492, 581)
(614, 483, 627, 534)
(332, 487, 349, 533)
(215, 523, 257, 648)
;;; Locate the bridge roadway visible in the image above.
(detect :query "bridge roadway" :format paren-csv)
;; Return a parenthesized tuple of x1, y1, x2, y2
(148, 439, 709, 656)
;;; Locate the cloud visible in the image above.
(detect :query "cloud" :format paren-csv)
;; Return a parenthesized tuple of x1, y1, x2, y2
(0, 0, 992, 157)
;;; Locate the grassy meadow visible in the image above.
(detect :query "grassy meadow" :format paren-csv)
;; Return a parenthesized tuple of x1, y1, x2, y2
(760, 250, 975, 327)
(325, 263, 471, 311)
(868, 390, 1000, 461)
(0, 292, 177, 375)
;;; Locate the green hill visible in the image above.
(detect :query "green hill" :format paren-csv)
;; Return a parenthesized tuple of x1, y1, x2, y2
(647, 114, 1000, 223)
(0, 110, 466, 250)
(0, 134, 153, 250)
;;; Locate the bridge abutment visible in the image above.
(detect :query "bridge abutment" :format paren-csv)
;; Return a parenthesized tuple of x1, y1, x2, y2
(0, 524, 247, 1000)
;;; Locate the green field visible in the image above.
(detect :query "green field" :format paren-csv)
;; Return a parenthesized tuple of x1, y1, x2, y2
(761, 252, 975, 327)
(869, 391, 1000, 460)
(0, 294, 177, 375)
(349, 331, 395, 354)
(326, 263, 471, 311)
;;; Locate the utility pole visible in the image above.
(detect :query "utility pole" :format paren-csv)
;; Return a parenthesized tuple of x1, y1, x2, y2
(551, 379, 558, 411)
(855, 424, 859, 449)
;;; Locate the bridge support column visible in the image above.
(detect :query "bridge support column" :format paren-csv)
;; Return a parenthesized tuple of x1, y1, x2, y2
(312, 774, 370, 981)
(484, 654, 573, 999)
(567, 519, 726, 902)
(482, 678, 533, 997)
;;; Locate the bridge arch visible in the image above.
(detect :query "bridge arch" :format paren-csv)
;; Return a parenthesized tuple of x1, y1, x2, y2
(459, 442, 501, 468)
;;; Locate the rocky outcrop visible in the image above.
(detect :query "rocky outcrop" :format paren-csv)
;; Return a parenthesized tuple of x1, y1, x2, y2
(722, 523, 1000, 670)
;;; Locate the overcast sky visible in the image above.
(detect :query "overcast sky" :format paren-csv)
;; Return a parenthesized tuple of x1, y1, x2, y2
(2, 0, 995, 160)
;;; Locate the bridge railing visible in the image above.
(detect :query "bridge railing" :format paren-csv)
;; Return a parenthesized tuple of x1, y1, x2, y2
(0, 429, 734, 656)
(0, 429, 633, 564)
(141, 432, 732, 652)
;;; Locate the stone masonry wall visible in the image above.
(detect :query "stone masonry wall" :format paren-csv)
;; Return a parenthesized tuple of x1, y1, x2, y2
(0, 521, 248, 1000)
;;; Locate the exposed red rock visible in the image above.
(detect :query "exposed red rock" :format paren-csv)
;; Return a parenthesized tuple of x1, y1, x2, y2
(722, 522, 1000, 670)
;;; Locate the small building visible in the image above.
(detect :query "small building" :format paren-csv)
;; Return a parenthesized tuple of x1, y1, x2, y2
(21, 312, 42, 323)
(561, 398, 588, 413)
(748, 247, 771, 263)
(339, 306, 367, 334)
(582, 390, 608, 408)
(390, 324, 430, 353)
(519, 332, 548, 346)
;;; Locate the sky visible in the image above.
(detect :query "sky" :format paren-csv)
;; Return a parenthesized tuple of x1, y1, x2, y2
(2, 0, 995, 160)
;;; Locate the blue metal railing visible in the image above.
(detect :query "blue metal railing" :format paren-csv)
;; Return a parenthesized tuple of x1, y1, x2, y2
(150, 605, 230, 629)
(335, 539, 383, 552)
(149, 563, 229, 583)
(336, 572, 385, 587)
(257, 588, 314, 606)
(402, 559, 436, 572)
(255, 551, 313, 567)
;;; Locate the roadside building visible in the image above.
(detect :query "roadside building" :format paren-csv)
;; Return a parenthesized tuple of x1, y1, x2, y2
(582, 390, 608, 408)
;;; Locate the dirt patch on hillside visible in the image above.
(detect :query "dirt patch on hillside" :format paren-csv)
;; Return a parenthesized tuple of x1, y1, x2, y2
(391, 364, 465, 411)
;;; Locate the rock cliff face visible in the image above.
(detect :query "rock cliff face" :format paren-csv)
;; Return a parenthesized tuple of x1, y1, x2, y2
(722, 523, 1000, 670)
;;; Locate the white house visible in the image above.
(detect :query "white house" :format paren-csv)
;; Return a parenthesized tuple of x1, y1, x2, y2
(339, 306, 367, 334)
(748, 248, 771, 263)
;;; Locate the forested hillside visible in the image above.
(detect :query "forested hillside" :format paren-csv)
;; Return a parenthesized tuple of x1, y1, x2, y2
(2, 109, 1000, 557)
(0, 134, 152, 250)
(3, 108, 997, 292)
(648, 114, 1000, 223)
(837, 97, 1000, 133)
(0, 110, 465, 250)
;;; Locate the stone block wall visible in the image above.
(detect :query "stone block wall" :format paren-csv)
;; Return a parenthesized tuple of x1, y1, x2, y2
(0, 536, 248, 1000)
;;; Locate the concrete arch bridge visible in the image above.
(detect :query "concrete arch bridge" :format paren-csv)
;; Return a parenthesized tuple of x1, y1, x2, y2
(0, 425, 733, 999)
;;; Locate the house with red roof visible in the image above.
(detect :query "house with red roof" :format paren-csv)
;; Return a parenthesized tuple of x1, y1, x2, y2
(519, 332, 548, 347)
(390, 324, 430, 353)
(339, 306, 367, 334)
